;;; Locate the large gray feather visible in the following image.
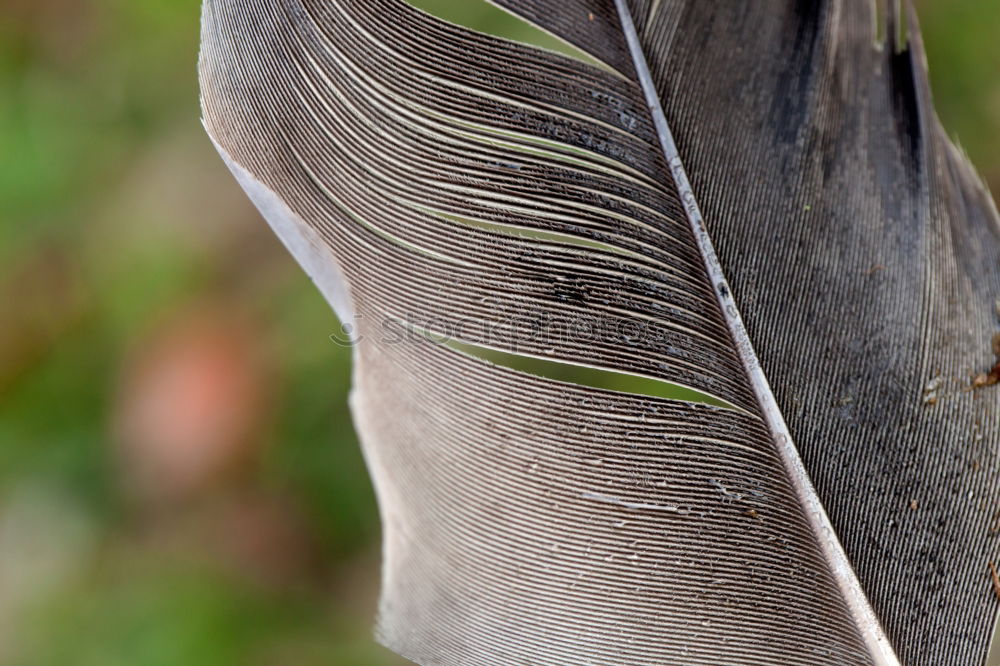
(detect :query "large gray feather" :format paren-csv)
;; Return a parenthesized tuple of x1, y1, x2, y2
(198, 0, 1000, 664)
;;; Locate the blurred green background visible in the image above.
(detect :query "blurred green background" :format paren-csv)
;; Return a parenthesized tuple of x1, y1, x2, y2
(0, 1, 997, 665)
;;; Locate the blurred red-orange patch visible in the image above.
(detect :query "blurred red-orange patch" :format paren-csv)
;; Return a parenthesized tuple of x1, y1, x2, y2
(114, 306, 273, 505)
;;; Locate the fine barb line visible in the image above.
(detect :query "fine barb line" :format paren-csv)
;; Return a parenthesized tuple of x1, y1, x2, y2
(611, 2, 900, 664)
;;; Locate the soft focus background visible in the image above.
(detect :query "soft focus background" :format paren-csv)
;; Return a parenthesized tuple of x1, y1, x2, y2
(0, 1, 997, 664)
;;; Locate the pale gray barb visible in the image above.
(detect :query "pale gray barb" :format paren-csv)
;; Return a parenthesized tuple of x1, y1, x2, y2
(199, 0, 1000, 664)
(581, 490, 682, 513)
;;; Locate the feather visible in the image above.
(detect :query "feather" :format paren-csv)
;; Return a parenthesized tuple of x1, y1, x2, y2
(198, 0, 1000, 663)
